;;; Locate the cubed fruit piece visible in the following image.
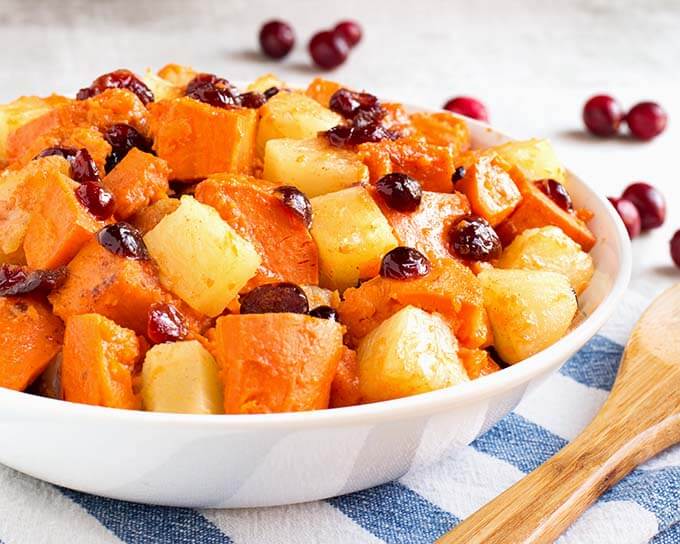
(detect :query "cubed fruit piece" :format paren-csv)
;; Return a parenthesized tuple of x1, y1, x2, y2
(409, 112, 471, 151)
(456, 153, 522, 226)
(339, 258, 491, 349)
(301, 285, 340, 309)
(156, 63, 198, 87)
(62, 313, 142, 409)
(0, 296, 64, 391)
(149, 97, 257, 180)
(489, 138, 566, 185)
(305, 77, 343, 107)
(459, 347, 502, 380)
(247, 73, 286, 93)
(215, 313, 344, 413)
(103, 148, 170, 219)
(144, 196, 260, 317)
(23, 172, 105, 269)
(263, 137, 368, 197)
(142, 69, 184, 102)
(479, 268, 577, 364)
(129, 198, 180, 234)
(256, 91, 341, 156)
(357, 305, 469, 403)
(498, 226, 594, 294)
(141, 340, 223, 414)
(330, 346, 360, 408)
(310, 186, 398, 291)
(195, 174, 318, 287)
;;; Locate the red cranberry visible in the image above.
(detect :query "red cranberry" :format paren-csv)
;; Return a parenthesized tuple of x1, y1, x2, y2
(621, 182, 666, 230)
(0, 264, 66, 297)
(237, 91, 267, 109)
(36, 147, 100, 183)
(671, 230, 680, 268)
(449, 216, 502, 261)
(334, 21, 362, 47)
(309, 30, 349, 70)
(263, 87, 280, 100)
(259, 20, 295, 59)
(76, 69, 154, 106)
(626, 102, 668, 141)
(451, 166, 466, 184)
(185, 73, 237, 108)
(96, 223, 149, 260)
(103, 124, 152, 172)
(536, 179, 574, 212)
(147, 302, 188, 344)
(380, 247, 431, 280)
(274, 186, 312, 228)
(443, 96, 489, 122)
(75, 182, 115, 220)
(329, 88, 379, 118)
(375, 173, 422, 212)
(309, 305, 338, 321)
(608, 197, 641, 239)
(582, 95, 624, 137)
(239, 282, 309, 314)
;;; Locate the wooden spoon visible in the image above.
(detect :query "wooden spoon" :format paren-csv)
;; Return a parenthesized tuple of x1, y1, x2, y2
(438, 283, 680, 544)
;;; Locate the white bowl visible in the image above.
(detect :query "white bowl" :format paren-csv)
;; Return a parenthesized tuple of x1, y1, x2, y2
(0, 115, 631, 508)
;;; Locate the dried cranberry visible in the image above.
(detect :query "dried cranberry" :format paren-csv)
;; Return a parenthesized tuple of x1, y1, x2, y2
(309, 305, 338, 321)
(237, 91, 267, 109)
(259, 20, 295, 59)
(75, 182, 115, 220)
(147, 302, 188, 344)
(621, 182, 666, 230)
(329, 89, 379, 118)
(76, 69, 154, 106)
(626, 102, 668, 141)
(379, 247, 431, 280)
(375, 173, 422, 212)
(36, 147, 100, 183)
(0, 264, 66, 297)
(443, 96, 489, 122)
(96, 223, 149, 260)
(104, 123, 152, 172)
(326, 125, 355, 147)
(451, 166, 466, 184)
(264, 87, 280, 100)
(309, 30, 350, 70)
(582, 95, 624, 137)
(185, 73, 237, 108)
(608, 197, 641, 239)
(239, 282, 309, 315)
(275, 186, 312, 228)
(333, 21, 362, 47)
(536, 179, 574, 212)
(449, 216, 502, 261)
(671, 230, 680, 268)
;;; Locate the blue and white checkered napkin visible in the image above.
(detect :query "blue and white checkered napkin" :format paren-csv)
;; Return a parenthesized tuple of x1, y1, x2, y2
(0, 287, 678, 544)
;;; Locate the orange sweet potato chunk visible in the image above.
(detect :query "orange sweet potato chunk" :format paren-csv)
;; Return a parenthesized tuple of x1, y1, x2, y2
(149, 97, 257, 180)
(62, 313, 141, 409)
(0, 296, 64, 391)
(305, 78, 343, 107)
(459, 348, 502, 380)
(195, 174, 318, 287)
(23, 172, 104, 269)
(339, 259, 491, 349)
(129, 198, 180, 234)
(410, 112, 471, 151)
(329, 346, 361, 408)
(103, 148, 170, 219)
(215, 313, 344, 413)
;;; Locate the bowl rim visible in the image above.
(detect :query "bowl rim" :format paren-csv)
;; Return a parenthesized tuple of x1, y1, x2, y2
(0, 113, 632, 431)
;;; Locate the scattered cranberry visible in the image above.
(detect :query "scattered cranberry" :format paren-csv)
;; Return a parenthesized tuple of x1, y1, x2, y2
(329, 88, 379, 118)
(671, 230, 680, 268)
(375, 173, 422, 212)
(443, 96, 489, 122)
(451, 166, 466, 184)
(309, 30, 350, 70)
(147, 302, 188, 344)
(185, 73, 237, 108)
(621, 182, 666, 230)
(274, 186, 312, 228)
(0, 264, 66, 297)
(96, 223, 149, 260)
(334, 21, 362, 47)
(608, 197, 641, 239)
(309, 305, 338, 321)
(36, 147, 99, 183)
(536, 179, 574, 212)
(237, 91, 267, 109)
(263, 86, 280, 100)
(379, 247, 431, 280)
(76, 69, 154, 105)
(239, 282, 309, 314)
(582, 95, 624, 137)
(626, 102, 668, 141)
(325, 120, 397, 147)
(449, 216, 502, 261)
(259, 20, 295, 59)
(75, 182, 115, 220)
(103, 124, 152, 172)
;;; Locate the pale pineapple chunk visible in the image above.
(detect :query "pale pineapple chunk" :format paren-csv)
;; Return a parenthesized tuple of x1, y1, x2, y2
(479, 269, 577, 364)
(263, 137, 369, 197)
(144, 196, 261, 316)
(247, 73, 286, 93)
(498, 226, 594, 294)
(357, 305, 469, 403)
(142, 340, 223, 414)
(310, 186, 398, 291)
(143, 69, 184, 101)
(256, 92, 342, 155)
(490, 138, 566, 185)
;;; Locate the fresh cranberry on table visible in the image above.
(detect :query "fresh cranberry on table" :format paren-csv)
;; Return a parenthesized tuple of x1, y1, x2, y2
(0, 264, 66, 297)
(375, 173, 422, 212)
(333, 20, 362, 47)
(608, 197, 642, 239)
(379, 247, 431, 280)
(621, 182, 666, 230)
(535, 179, 574, 212)
(103, 123, 153, 172)
(36, 147, 100, 183)
(626, 102, 668, 141)
(449, 216, 502, 261)
(96, 223, 149, 260)
(76, 69, 154, 105)
(671, 231, 680, 268)
(259, 20, 295, 59)
(75, 182, 116, 220)
(309, 30, 350, 70)
(443, 96, 489, 122)
(147, 302, 188, 344)
(239, 282, 309, 315)
(582, 95, 624, 137)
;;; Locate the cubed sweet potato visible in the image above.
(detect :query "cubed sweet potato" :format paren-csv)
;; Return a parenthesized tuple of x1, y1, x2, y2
(215, 313, 344, 413)
(329, 346, 360, 408)
(305, 78, 343, 107)
(129, 198, 180, 234)
(410, 112, 471, 151)
(149, 97, 257, 180)
(459, 348, 501, 380)
(195, 173, 318, 287)
(62, 313, 141, 409)
(103, 148, 170, 219)
(339, 258, 491, 349)
(0, 296, 64, 391)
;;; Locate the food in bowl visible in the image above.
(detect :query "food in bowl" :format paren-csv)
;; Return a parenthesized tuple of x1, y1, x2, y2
(0, 65, 595, 415)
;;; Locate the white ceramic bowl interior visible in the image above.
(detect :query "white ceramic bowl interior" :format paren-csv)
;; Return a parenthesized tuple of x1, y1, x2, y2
(0, 114, 631, 508)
